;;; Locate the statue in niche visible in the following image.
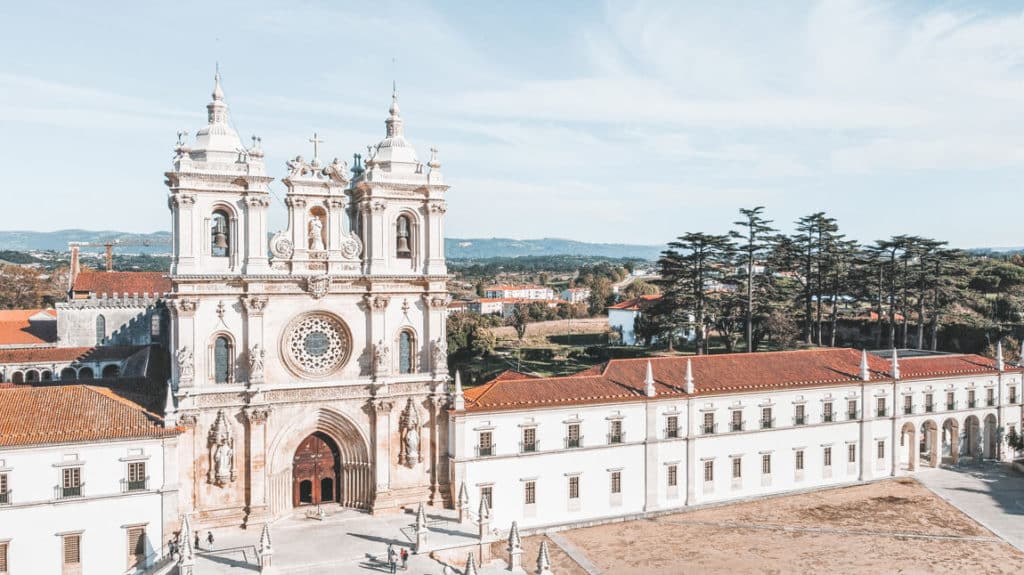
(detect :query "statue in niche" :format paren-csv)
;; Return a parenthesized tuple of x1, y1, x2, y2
(308, 216, 325, 251)
(400, 397, 421, 467)
(249, 344, 265, 381)
(207, 410, 237, 486)
(432, 338, 448, 374)
(176, 346, 194, 381)
(374, 340, 391, 377)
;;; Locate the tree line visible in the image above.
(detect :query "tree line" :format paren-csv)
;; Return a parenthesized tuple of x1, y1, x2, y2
(641, 207, 1024, 355)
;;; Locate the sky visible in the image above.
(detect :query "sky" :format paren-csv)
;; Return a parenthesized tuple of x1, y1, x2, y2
(1, 1, 1023, 248)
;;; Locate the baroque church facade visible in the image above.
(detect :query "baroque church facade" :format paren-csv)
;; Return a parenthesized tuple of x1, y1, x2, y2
(165, 73, 451, 530)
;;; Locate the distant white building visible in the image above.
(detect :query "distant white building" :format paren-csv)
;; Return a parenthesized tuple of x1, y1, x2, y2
(607, 295, 661, 346)
(484, 285, 555, 301)
(0, 385, 181, 575)
(448, 349, 1023, 533)
(560, 288, 590, 304)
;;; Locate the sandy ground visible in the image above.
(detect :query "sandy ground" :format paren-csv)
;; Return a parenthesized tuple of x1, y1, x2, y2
(491, 318, 609, 342)
(490, 535, 588, 575)
(557, 478, 1024, 574)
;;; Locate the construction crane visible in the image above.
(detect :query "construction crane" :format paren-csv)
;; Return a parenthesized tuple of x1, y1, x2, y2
(69, 237, 171, 272)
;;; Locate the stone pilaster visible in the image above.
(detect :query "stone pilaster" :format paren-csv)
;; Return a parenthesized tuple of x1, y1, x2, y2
(371, 398, 396, 514)
(244, 195, 271, 273)
(643, 401, 659, 512)
(244, 407, 271, 527)
(242, 296, 267, 384)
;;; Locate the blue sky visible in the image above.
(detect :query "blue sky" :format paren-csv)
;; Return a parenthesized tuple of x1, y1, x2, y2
(2, 1, 1023, 248)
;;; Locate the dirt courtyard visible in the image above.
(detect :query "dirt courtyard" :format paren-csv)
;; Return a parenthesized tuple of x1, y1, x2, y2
(536, 478, 1024, 574)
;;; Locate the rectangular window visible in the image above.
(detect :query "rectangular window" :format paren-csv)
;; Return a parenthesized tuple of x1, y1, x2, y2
(524, 481, 536, 505)
(761, 454, 772, 475)
(127, 526, 146, 569)
(567, 423, 581, 448)
(0, 473, 7, 505)
(666, 415, 679, 438)
(925, 393, 934, 412)
(63, 534, 81, 567)
(62, 467, 82, 498)
(904, 395, 913, 415)
(731, 410, 743, 432)
(877, 440, 885, 460)
(796, 450, 805, 471)
(968, 390, 976, 408)
(478, 432, 494, 457)
(848, 399, 858, 419)
(522, 428, 537, 453)
(610, 471, 621, 494)
(702, 412, 715, 434)
(848, 444, 857, 463)
(823, 447, 832, 467)
(732, 458, 742, 479)
(876, 397, 887, 417)
(667, 465, 678, 487)
(568, 476, 580, 499)
(947, 392, 955, 410)
(794, 404, 806, 425)
(761, 407, 773, 429)
(609, 420, 623, 444)
(704, 460, 714, 482)
(1011, 387, 1018, 404)
(480, 486, 493, 509)
(987, 388, 995, 406)
(150, 314, 161, 337)
(127, 462, 146, 491)
(823, 401, 833, 422)
(0, 541, 7, 574)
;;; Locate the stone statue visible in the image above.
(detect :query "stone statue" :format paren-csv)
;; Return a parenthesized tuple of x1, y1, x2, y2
(322, 157, 349, 182)
(405, 424, 420, 465)
(176, 346, 194, 381)
(214, 441, 234, 484)
(400, 397, 421, 467)
(249, 344, 265, 381)
(374, 340, 391, 377)
(432, 338, 448, 374)
(286, 155, 308, 177)
(308, 217, 325, 251)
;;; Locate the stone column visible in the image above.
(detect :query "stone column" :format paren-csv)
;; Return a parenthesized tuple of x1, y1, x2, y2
(285, 197, 307, 265)
(170, 298, 198, 389)
(372, 399, 396, 514)
(326, 197, 347, 273)
(245, 407, 272, 527)
(170, 193, 197, 274)
(367, 198, 387, 274)
(244, 195, 271, 274)
(425, 200, 447, 276)
(242, 296, 267, 384)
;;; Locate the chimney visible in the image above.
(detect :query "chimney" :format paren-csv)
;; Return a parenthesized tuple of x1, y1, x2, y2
(68, 242, 81, 292)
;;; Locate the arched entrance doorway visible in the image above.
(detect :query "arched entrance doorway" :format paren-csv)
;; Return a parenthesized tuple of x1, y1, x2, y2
(292, 432, 341, 507)
(964, 415, 981, 460)
(919, 420, 939, 467)
(984, 414, 998, 459)
(901, 422, 917, 471)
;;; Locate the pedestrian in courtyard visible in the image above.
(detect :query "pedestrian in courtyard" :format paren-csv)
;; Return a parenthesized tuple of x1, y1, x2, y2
(207, 531, 215, 550)
(400, 547, 409, 570)
(386, 543, 397, 573)
(168, 537, 178, 558)
(194, 532, 200, 551)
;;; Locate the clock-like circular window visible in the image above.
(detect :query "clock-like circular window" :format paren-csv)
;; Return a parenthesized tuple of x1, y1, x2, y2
(282, 312, 351, 378)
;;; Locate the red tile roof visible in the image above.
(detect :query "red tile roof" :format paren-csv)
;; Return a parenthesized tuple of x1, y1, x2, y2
(0, 346, 143, 365)
(72, 271, 170, 296)
(0, 385, 181, 447)
(0, 309, 57, 346)
(608, 294, 662, 311)
(460, 349, 1015, 413)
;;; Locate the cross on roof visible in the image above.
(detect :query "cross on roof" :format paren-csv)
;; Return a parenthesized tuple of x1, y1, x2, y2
(308, 132, 324, 162)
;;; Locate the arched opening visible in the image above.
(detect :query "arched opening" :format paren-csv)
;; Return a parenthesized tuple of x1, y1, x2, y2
(292, 432, 341, 507)
(984, 414, 998, 459)
(213, 335, 233, 384)
(942, 418, 960, 465)
(398, 330, 415, 374)
(78, 367, 94, 380)
(965, 415, 982, 460)
(60, 367, 77, 380)
(96, 314, 106, 344)
(40, 370, 52, 381)
(901, 422, 917, 471)
(11, 371, 23, 384)
(395, 215, 412, 259)
(919, 420, 939, 467)
(25, 370, 39, 382)
(102, 364, 120, 379)
(211, 209, 231, 257)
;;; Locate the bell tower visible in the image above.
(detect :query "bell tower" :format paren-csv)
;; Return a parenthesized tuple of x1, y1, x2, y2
(165, 71, 273, 276)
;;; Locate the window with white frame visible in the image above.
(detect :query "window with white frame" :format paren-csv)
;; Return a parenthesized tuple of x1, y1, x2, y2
(848, 444, 857, 463)
(731, 409, 743, 432)
(480, 486, 493, 509)
(0, 473, 8, 505)
(877, 440, 885, 460)
(795, 450, 805, 471)
(609, 420, 623, 444)
(63, 533, 81, 573)
(1011, 386, 1018, 404)
(610, 471, 622, 494)
(61, 467, 82, 498)
(478, 431, 494, 457)
(876, 397, 887, 417)
(761, 454, 771, 475)
(823, 446, 832, 467)
(521, 427, 537, 453)
(127, 461, 146, 492)
(703, 460, 714, 482)
(567, 423, 581, 448)
(794, 404, 806, 425)
(968, 389, 976, 408)
(823, 401, 833, 422)
(761, 407, 773, 429)
(987, 388, 995, 406)
(847, 399, 858, 419)
(667, 465, 678, 487)
(568, 476, 580, 499)
(702, 412, 715, 434)
(732, 457, 742, 479)
(666, 415, 679, 438)
(524, 481, 536, 505)
(0, 540, 8, 574)
(127, 526, 146, 570)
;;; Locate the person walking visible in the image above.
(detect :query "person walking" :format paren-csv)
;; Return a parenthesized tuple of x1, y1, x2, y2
(194, 532, 200, 552)
(386, 543, 397, 574)
(400, 547, 409, 570)
(206, 531, 215, 551)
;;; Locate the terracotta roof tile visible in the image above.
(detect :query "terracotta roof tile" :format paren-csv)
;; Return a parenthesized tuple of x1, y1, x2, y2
(0, 385, 181, 447)
(459, 349, 1017, 413)
(72, 271, 170, 296)
(0, 346, 144, 365)
(608, 294, 661, 311)
(0, 308, 57, 346)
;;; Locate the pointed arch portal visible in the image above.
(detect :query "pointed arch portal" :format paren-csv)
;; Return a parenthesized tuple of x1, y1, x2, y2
(292, 432, 340, 507)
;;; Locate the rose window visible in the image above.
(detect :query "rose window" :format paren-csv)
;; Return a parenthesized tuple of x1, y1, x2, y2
(283, 313, 350, 377)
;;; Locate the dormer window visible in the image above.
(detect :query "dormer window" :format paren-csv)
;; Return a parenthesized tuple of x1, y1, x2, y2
(396, 215, 412, 259)
(211, 210, 230, 257)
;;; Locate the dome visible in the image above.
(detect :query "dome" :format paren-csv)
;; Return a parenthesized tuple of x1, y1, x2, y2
(368, 91, 419, 166)
(191, 72, 243, 162)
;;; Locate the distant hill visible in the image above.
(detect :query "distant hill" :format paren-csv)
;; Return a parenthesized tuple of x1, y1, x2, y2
(0, 230, 662, 260)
